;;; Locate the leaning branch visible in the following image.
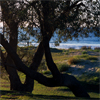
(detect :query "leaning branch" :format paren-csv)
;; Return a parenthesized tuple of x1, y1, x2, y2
(0, 33, 90, 97)
(0, 33, 57, 87)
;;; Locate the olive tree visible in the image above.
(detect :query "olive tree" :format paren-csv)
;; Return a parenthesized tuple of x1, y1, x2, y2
(0, 0, 100, 97)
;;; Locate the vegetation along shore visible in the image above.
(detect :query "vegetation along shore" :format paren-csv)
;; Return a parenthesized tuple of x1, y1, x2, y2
(0, 46, 100, 99)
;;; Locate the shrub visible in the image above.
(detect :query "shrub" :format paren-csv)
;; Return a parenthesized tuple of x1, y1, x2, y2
(87, 46, 91, 49)
(43, 70, 51, 74)
(57, 64, 70, 72)
(38, 60, 47, 71)
(94, 47, 100, 50)
(94, 49, 100, 52)
(86, 56, 98, 60)
(81, 46, 91, 50)
(94, 47, 100, 52)
(82, 51, 87, 54)
(80, 54, 89, 58)
(69, 47, 74, 50)
(65, 52, 69, 55)
(81, 46, 87, 50)
(68, 57, 80, 65)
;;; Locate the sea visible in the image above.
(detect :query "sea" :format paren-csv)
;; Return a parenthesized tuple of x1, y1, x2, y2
(0, 27, 100, 50)
(18, 34, 100, 50)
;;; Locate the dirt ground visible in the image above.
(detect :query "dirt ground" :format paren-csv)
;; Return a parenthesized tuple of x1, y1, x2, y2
(67, 51, 100, 76)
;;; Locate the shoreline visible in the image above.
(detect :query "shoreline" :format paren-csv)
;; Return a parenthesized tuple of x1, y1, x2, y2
(18, 42, 100, 50)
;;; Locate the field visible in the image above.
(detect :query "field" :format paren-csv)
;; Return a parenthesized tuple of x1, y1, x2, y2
(0, 46, 100, 99)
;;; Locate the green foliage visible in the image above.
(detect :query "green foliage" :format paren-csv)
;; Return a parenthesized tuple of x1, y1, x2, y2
(94, 49, 100, 52)
(94, 47, 100, 50)
(38, 60, 47, 71)
(68, 57, 80, 65)
(94, 47, 100, 52)
(78, 72, 100, 85)
(43, 70, 51, 74)
(81, 46, 92, 50)
(82, 51, 87, 54)
(57, 64, 70, 72)
(50, 48, 63, 53)
(81, 46, 88, 50)
(0, 48, 100, 99)
(17, 46, 35, 66)
(0, 65, 9, 81)
(80, 54, 90, 58)
(68, 48, 75, 50)
(65, 52, 69, 55)
(85, 56, 98, 60)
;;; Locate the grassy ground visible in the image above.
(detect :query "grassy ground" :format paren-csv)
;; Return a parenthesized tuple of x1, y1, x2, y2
(0, 47, 100, 99)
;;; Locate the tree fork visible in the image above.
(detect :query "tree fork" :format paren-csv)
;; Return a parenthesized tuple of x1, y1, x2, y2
(24, 30, 54, 92)
(5, 24, 22, 91)
(43, 34, 62, 84)
(0, 33, 90, 98)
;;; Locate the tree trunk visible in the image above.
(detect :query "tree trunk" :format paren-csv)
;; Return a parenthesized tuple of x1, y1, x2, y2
(1, 1, 22, 91)
(42, 32, 90, 97)
(43, 34, 62, 84)
(24, 32, 53, 92)
(5, 24, 22, 91)
(0, 33, 90, 98)
(24, 41, 44, 92)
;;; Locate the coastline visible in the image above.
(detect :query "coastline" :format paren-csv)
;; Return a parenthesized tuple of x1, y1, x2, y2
(18, 42, 100, 50)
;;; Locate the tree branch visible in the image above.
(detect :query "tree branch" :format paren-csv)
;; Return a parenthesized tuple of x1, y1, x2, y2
(69, 0, 83, 10)
(55, 0, 85, 24)
(0, 33, 90, 97)
(0, 33, 56, 86)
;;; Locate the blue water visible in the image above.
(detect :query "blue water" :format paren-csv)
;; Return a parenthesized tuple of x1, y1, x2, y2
(0, 27, 100, 49)
(19, 35, 100, 49)
(18, 28, 100, 49)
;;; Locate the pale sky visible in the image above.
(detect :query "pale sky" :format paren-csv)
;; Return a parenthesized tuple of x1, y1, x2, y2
(0, 22, 3, 27)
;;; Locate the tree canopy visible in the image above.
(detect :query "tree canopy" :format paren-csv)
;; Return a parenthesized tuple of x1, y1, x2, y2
(0, 0, 99, 98)
(1, 0, 100, 42)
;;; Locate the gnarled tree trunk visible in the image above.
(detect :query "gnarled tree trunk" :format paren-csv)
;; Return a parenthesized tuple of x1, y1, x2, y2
(1, 1, 23, 91)
(5, 23, 22, 91)
(24, 41, 44, 92)
(0, 32, 90, 98)
(42, 33, 90, 97)
(24, 30, 54, 92)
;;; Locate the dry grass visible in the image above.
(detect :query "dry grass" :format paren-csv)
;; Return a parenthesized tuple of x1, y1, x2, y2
(68, 57, 80, 65)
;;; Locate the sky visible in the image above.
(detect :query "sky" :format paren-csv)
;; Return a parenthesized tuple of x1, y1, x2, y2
(0, 5, 2, 27)
(0, 22, 3, 27)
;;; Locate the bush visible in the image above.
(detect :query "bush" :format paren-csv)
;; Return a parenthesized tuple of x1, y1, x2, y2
(94, 49, 100, 52)
(86, 56, 98, 60)
(80, 54, 89, 58)
(65, 52, 69, 55)
(82, 51, 87, 54)
(87, 46, 91, 49)
(81, 46, 91, 50)
(68, 57, 80, 65)
(94, 47, 100, 50)
(38, 60, 47, 71)
(81, 46, 87, 50)
(94, 47, 100, 52)
(57, 64, 70, 72)
(43, 70, 51, 74)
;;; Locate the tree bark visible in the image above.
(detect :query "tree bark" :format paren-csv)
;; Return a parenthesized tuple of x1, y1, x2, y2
(24, 41, 44, 92)
(0, 33, 90, 98)
(43, 34, 62, 84)
(1, 1, 23, 91)
(24, 32, 54, 92)
(6, 24, 22, 91)
(42, 34, 90, 97)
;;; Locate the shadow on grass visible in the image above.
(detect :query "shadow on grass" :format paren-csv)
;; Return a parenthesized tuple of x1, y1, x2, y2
(0, 90, 99, 100)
